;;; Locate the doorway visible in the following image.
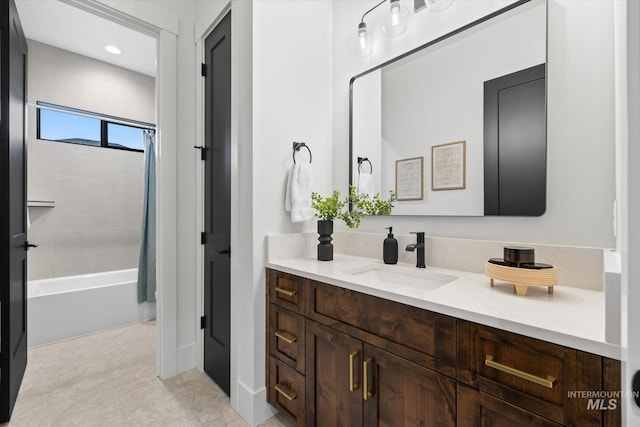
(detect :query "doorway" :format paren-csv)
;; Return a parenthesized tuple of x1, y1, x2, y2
(0, 0, 180, 420)
(202, 11, 232, 396)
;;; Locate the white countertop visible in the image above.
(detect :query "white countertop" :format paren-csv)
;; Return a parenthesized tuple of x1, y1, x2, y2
(266, 254, 621, 359)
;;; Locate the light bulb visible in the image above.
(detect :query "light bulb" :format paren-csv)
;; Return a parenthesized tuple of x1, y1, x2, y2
(383, 0, 407, 37)
(427, 0, 454, 12)
(351, 22, 374, 57)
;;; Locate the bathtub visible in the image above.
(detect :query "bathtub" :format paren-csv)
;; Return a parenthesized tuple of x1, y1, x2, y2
(27, 268, 156, 347)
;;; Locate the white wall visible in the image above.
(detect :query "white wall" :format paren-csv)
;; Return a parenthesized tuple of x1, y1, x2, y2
(248, 1, 334, 423)
(333, 0, 616, 248)
(26, 40, 154, 280)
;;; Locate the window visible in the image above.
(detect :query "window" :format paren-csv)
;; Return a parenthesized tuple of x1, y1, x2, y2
(107, 123, 146, 151)
(37, 102, 154, 152)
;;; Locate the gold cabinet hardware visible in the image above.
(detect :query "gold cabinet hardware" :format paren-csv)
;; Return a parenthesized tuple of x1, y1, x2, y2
(275, 383, 297, 401)
(363, 357, 373, 400)
(349, 351, 359, 391)
(275, 330, 297, 344)
(485, 355, 557, 388)
(275, 286, 297, 297)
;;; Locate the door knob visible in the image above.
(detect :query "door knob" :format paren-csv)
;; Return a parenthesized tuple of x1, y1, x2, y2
(24, 241, 38, 250)
(213, 247, 230, 256)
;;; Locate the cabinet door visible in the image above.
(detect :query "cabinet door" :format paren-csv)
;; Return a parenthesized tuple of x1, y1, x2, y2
(306, 320, 363, 427)
(458, 384, 562, 427)
(362, 344, 456, 427)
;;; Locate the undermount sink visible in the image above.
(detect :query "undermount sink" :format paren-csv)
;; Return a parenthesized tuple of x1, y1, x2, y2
(344, 264, 457, 291)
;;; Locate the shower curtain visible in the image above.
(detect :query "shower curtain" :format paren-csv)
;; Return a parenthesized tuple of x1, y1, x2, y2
(137, 130, 156, 303)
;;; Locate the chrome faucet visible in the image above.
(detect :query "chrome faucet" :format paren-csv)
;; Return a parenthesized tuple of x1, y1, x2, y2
(406, 232, 426, 268)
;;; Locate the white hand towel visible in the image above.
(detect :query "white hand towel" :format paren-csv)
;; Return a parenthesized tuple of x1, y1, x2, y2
(357, 173, 375, 198)
(284, 166, 294, 212)
(290, 163, 314, 223)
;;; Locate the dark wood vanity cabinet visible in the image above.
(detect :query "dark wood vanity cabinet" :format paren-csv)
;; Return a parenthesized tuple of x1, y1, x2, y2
(266, 268, 621, 427)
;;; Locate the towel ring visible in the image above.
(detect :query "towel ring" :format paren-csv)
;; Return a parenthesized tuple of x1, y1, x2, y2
(357, 157, 373, 174)
(293, 142, 312, 164)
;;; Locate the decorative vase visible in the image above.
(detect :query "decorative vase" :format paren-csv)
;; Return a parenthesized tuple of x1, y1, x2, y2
(317, 220, 334, 261)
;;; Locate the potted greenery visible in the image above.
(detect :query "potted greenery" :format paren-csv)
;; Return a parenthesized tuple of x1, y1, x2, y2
(311, 186, 395, 261)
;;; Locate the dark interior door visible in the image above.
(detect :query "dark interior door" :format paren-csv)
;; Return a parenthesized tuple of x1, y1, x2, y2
(0, 0, 28, 421)
(203, 11, 231, 396)
(484, 63, 546, 216)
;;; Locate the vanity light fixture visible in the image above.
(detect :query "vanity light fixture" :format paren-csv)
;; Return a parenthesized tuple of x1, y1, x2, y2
(383, 0, 408, 37)
(414, 0, 454, 13)
(353, 0, 454, 57)
(351, 0, 386, 57)
(104, 44, 121, 55)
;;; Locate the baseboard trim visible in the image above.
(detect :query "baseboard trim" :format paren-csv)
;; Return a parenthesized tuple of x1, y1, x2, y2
(177, 343, 196, 373)
(235, 381, 278, 427)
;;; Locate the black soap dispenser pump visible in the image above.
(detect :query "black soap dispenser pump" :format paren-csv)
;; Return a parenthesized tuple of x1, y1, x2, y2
(383, 227, 398, 265)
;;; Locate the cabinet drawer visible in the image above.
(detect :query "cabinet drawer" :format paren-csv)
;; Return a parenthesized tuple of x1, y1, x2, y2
(269, 304, 305, 373)
(268, 269, 306, 314)
(458, 320, 602, 426)
(268, 356, 305, 427)
(457, 384, 562, 427)
(308, 280, 456, 376)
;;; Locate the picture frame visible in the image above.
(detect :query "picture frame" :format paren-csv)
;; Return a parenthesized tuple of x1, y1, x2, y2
(431, 140, 466, 191)
(395, 157, 424, 201)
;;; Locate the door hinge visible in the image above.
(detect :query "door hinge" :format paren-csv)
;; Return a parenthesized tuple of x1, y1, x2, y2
(201, 232, 207, 244)
(201, 315, 207, 329)
(201, 63, 207, 77)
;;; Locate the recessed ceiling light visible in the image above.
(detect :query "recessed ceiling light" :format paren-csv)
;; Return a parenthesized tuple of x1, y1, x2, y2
(104, 45, 121, 55)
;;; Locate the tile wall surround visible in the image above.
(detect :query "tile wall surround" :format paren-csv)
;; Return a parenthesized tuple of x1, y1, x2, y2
(266, 231, 609, 291)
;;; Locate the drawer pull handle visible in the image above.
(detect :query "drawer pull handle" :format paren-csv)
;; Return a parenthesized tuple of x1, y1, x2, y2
(275, 330, 297, 344)
(363, 357, 373, 400)
(349, 351, 359, 391)
(275, 383, 297, 401)
(485, 355, 557, 389)
(275, 286, 297, 297)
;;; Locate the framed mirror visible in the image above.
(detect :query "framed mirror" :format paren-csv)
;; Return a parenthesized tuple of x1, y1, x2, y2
(349, 0, 546, 216)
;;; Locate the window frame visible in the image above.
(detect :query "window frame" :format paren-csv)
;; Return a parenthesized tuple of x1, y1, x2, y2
(36, 102, 155, 153)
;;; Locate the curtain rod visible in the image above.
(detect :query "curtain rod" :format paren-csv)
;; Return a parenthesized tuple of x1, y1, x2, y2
(30, 101, 156, 131)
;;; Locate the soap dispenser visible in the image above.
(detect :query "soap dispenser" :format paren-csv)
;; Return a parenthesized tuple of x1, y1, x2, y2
(383, 227, 398, 265)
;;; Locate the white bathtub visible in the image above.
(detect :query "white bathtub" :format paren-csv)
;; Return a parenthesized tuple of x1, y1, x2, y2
(27, 268, 156, 346)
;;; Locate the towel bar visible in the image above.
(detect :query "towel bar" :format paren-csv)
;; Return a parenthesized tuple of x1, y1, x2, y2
(293, 142, 312, 164)
(357, 157, 373, 174)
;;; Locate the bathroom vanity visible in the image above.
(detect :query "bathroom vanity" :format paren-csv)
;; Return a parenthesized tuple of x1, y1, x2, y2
(265, 255, 620, 427)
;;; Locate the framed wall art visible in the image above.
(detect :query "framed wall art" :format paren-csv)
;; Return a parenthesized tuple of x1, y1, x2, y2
(395, 156, 424, 201)
(432, 140, 466, 191)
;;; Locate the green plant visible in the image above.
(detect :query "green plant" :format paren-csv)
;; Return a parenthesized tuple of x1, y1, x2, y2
(311, 190, 345, 221)
(311, 185, 395, 229)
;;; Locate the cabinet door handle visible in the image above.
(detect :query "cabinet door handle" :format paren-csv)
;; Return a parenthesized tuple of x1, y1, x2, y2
(275, 330, 297, 344)
(275, 286, 297, 297)
(485, 355, 556, 388)
(349, 351, 359, 391)
(274, 383, 297, 401)
(363, 357, 373, 400)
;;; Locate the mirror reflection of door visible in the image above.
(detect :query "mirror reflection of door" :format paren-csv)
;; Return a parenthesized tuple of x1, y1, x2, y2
(484, 64, 546, 216)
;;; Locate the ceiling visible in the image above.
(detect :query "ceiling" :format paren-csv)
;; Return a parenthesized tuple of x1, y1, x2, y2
(15, 0, 156, 77)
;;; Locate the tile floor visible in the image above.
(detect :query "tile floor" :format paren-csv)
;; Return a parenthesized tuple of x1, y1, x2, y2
(3, 322, 290, 427)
